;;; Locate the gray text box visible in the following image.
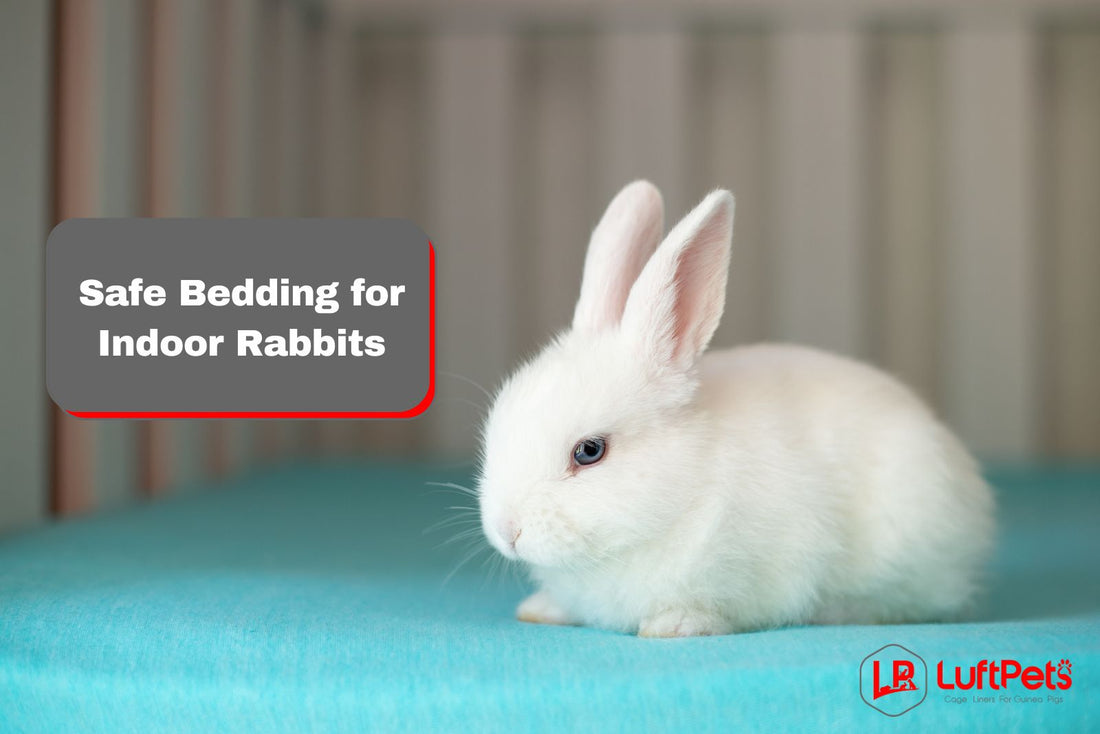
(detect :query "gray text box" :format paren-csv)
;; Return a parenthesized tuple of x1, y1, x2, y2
(47, 219, 433, 418)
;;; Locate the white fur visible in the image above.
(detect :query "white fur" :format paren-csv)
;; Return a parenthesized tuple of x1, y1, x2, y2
(477, 182, 994, 637)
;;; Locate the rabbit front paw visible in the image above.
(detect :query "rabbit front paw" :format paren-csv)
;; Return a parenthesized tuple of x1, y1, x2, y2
(517, 590, 573, 626)
(638, 608, 728, 638)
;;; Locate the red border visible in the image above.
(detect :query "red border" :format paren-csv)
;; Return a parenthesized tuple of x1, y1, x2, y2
(66, 243, 436, 420)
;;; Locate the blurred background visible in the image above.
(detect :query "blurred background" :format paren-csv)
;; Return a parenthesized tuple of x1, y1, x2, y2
(2, 0, 1098, 534)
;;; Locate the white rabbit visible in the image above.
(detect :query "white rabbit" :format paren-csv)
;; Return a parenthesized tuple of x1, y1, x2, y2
(476, 181, 994, 637)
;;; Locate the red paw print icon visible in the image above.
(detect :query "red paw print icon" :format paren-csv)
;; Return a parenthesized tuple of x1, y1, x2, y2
(1057, 659, 1072, 676)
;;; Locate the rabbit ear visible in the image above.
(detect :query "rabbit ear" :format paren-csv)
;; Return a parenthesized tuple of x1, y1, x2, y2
(620, 190, 734, 371)
(572, 180, 664, 333)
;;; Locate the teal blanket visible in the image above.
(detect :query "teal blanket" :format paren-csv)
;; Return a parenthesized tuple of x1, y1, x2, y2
(1, 463, 1097, 732)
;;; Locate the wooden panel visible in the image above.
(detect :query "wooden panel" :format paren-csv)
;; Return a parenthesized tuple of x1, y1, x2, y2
(255, 1, 282, 220)
(693, 32, 770, 349)
(771, 28, 869, 357)
(276, 0, 309, 217)
(426, 31, 518, 456)
(598, 29, 690, 217)
(1046, 30, 1100, 456)
(148, 0, 211, 216)
(297, 17, 327, 456)
(206, 0, 235, 476)
(99, 0, 144, 218)
(217, 0, 262, 219)
(207, 0, 264, 474)
(52, 0, 102, 515)
(312, 21, 363, 456)
(228, 0, 267, 469)
(0, 0, 51, 531)
(518, 33, 598, 355)
(357, 33, 428, 455)
(146, 0, 214, 490)
(319, 24, 361, 218)
(93, 0, 143, 506)
(275, 0, 312, 455)
(521, 32, 598, 344)
(252, 0, 292, 460)
(360, 35, 425, 222)
(942, 26, 1039, 458)
(869, 31, 942, 407)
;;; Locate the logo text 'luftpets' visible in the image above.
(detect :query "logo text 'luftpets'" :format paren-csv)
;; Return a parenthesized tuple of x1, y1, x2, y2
(860, 644, 1073, 717)
(938, 658, 1072, 692)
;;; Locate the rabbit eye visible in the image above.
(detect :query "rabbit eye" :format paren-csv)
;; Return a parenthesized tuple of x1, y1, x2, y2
(572, 437, 606, 467)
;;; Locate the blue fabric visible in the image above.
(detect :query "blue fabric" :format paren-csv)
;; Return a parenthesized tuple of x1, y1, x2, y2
(1, 462, 1097, 733)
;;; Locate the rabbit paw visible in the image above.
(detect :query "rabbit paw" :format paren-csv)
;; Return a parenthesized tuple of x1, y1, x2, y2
(517, 590, 573, 626)
(638, 608, 726, 638)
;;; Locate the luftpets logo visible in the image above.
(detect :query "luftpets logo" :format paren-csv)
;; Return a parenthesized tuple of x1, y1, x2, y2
(860, 645, 1074, 716)
(860, 644, 927, 716)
